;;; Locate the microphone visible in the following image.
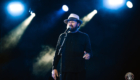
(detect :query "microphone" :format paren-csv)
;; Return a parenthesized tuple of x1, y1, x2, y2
(65, 26, 71, 33)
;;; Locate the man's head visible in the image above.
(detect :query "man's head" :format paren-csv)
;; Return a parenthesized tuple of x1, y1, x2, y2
(67, 20, 80, 32)
(64, 13, 83, 32)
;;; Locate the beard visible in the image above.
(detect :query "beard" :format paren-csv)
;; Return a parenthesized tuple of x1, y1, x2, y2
(69, 25, 79, 32)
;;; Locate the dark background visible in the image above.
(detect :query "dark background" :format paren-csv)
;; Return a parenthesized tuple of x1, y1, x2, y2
(0, 0, 140, 80)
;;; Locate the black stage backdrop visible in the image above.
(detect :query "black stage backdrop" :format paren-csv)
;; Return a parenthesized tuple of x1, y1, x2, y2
(0, 0, 140, 80)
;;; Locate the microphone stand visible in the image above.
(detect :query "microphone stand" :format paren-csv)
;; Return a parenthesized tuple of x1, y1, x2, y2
(58, 29, 69, 80)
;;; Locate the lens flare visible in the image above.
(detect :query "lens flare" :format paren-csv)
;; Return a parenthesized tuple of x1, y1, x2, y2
(62, 5, 69, 12)
(7, 2, 24, 16)
(126, 1, 133, 8)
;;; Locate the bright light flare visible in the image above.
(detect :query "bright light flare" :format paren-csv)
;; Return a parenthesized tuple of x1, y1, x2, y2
(108, 0, 124, 6)
(7, 2, 24, 16)
(62, 5, 69, 12)
(80, 10, 97, 28)
(1, 14, 35, 52)
(31, 12, 36, 17)
(126, 1, 133, 8)
(104, 0, 126, 9)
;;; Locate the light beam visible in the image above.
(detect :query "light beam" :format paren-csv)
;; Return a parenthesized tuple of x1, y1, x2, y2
(80, 10, 97, 28)
(33, 46, 55, 76)
(1, 14, 35, 52)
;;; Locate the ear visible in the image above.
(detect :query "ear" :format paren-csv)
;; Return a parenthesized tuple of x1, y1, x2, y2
(77, 23, 80, 27)
(77, 23, 80, 30)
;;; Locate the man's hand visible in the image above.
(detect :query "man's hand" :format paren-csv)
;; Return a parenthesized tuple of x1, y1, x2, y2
(52, 69, 58, 80)
(83, 51, 90, 60)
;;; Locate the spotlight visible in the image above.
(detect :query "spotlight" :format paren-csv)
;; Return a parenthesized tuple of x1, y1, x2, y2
(104, 0, 126, 9)
(62, 5, 69, 12)
(126, 1, 133, 8)
(31, 13, 36, 17)
(30, 11, 36, 17)
(108, 0, 123, 6)
(7, 2, 24, 16)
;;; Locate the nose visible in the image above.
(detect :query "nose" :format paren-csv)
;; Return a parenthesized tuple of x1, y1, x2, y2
(69, 22, 72, 25)
(69, 24, 72, 26)
(68, 21, 73, 27)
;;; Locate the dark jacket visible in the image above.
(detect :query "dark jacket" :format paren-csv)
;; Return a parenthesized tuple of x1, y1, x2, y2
(52, 31, 92, 72)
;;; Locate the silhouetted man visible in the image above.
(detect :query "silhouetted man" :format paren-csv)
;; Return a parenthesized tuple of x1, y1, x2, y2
(52, 13, 92, 80)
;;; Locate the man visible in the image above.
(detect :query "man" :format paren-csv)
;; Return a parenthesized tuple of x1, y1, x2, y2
(52, 13, 92, 80)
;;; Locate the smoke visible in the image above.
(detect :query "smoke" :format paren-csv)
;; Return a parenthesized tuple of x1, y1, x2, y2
(33, 45, 55, 76)
(0, 14, 35, 52)
(80, 10, 97, 28)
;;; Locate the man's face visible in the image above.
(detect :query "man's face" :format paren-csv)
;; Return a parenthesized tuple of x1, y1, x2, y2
(67, 20, 80, 32)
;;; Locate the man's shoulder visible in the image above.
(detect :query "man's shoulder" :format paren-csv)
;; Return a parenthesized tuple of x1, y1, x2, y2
(78, 31, 89, 36)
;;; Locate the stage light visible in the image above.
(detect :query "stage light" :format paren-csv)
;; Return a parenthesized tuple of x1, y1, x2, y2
(29, 9, 36, 17)
(126, 1, 133, 8)
(108, 0, 123, 6)
(80, 10, 97, 28)
(62, 5, 69, 12)
(31, 13, 36, 17)
(7, 2, 24, 16)
(104, 0, 126, 9)
(31, 11, 36, 17)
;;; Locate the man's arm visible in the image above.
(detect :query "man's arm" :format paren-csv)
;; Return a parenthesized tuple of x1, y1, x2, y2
(52, 34, 63, 80)
(83, 34, 93, 60)
(52, 34, 63, 70)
